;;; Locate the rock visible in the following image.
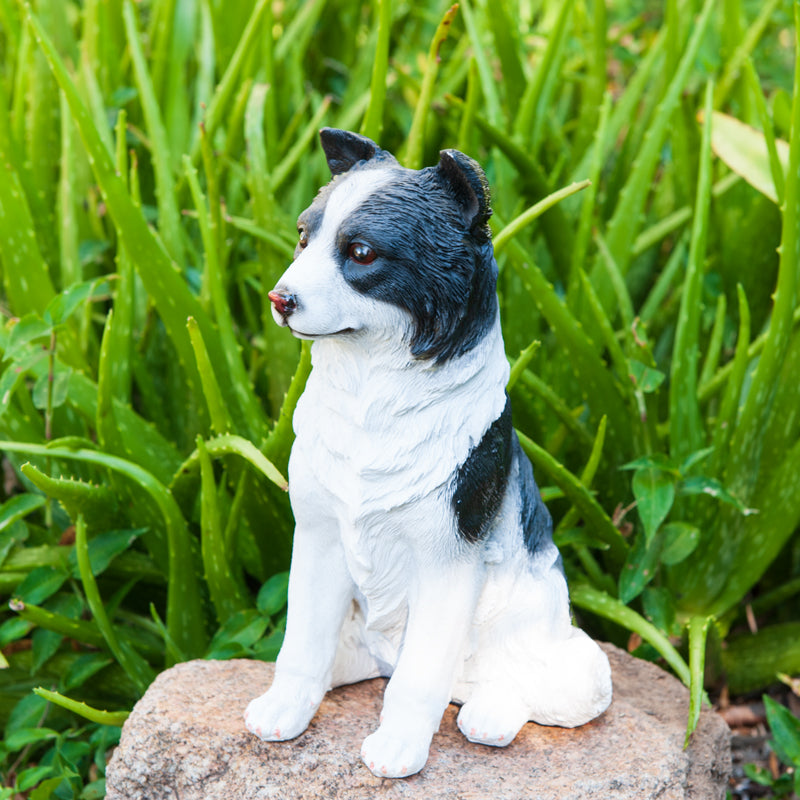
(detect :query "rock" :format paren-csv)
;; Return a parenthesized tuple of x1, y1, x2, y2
(105, 643, 730, 799)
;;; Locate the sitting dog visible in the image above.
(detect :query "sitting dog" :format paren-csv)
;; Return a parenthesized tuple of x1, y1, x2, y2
(245, 128, 612, 778)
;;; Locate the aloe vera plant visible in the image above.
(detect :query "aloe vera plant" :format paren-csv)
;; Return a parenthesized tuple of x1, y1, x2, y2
(0, 0, 798, 793)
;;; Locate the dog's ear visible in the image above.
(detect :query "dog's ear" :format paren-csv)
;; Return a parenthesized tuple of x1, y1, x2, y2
(437, 149, 492, 240)
(319, 128, 384, 176)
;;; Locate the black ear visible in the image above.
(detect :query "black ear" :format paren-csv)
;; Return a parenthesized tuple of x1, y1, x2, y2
(437, 149, 492, 240)
(319, 128, 383, 176)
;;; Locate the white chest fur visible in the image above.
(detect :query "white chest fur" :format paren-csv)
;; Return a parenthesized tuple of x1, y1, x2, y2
(291, 318, 509, 528)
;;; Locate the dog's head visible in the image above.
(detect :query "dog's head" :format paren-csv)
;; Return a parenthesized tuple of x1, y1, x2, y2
(268, 128, 499, 363)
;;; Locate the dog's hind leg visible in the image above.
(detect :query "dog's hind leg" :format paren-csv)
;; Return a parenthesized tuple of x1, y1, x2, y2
(521, 628, 612, 728)
(456, 628, 611, 745)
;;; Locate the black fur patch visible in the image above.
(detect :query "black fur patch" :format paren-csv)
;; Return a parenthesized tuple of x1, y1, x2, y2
(513, 436, 553, 555)
(452, 396, 513, 543)
(335, 167, 498, 363)
(319, 128, 396, 175)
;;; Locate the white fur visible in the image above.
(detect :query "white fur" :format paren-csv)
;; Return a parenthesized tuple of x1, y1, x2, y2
(245, 167, 612, 778)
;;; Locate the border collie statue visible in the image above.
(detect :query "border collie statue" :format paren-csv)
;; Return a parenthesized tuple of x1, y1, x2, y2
(245, 128, 612, 778)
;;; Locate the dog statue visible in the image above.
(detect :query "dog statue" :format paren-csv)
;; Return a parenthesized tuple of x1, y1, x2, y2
(244, 128, 612, 778)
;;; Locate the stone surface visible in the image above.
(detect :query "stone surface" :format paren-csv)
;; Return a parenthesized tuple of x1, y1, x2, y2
(105, 644, 730, 799)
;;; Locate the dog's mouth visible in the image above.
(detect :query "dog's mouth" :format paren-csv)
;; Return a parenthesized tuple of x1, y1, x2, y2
(287, 326, 356, 340)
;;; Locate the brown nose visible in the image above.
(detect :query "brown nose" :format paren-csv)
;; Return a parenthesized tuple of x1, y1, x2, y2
(268, 290, 298, 316)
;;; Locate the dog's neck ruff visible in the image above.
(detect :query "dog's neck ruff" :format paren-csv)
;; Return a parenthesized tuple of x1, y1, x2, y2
(292, 315, 509, 516)
(305, 312, 507, 420)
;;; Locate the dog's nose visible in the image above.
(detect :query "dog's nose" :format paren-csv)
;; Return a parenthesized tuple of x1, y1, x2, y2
(268, 290, 298, 317)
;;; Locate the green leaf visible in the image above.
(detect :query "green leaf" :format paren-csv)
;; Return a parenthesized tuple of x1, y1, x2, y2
(197, 437, 249, 624)
(5, 692, 48, 737)
(188, 0, 272, 164)
(591, 0, 715, 307)
(360, 0, 392, 141)
(33, 687, 129, 727)
(0, 149, 56, 317)
(15, 566, 67, 605)
(177, 434, 288, 492)
(570, 583, 690, 687)
(619, 531, 661, 604)
(685, 616, 712, 747)
(43, 278, 111, 327)
(32, 365, 72, 410)
(73, 515, 155, 694)
(20, 464, 124, 543)
(722, 623, 800, 694)
(6, 441, 206, 659)
(669, 81, 713, 461)
(0, 617, 33, 647)
(0, 493, 46, 532)
(66, 528, 147, 579)
(0, 519, 29, 568)
(628, 360, 666, 394)
(659, 522, 700, 565)
(506, 340, 540, 393)
(678, 476, 756, 515)
(632, 467, 676, 544)
(764, 695, 800, 767)
(723, 6, 800, 507)
(187, 318, 233, 435)
(122, 0, 183, 264)
(80, 779, 107, 800)
(24, 5, 234, 434)
(252, 629, 285, 662)
(513, 0, 573, 143)
(621, 453, 679, 473)
(505, 240, 632, 455)
(206, 609, 269, 659)
(256, 572, 289, 617)
(517, 429, 627, 560)
(31, 626, 64, 673)
(0, 346, 49, 415)
(493, 181, 591, 255)
(679, 448, 715, 475)
(642, 587, 678, 636)
(61, 653, 114, 693)
(741, 764, 776, 788)
(706, 112, 789, 204)
(17, 766, 56, 793)
(9, 598, 104, 649)
(4, 727, 59, 752)
(404, 3, 460, 169)
(5, 315, 51, 358)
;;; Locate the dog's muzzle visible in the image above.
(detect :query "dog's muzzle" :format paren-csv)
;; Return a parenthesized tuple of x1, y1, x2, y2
(268, 290, 297, 318)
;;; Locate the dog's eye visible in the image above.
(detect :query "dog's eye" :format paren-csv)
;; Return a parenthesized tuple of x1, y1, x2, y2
(297, 228, 308, 248)
(347, 242, 377, 265)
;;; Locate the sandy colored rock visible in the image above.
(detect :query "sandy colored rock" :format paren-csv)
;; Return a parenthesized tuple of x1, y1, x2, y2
(105, 643, 730, 799)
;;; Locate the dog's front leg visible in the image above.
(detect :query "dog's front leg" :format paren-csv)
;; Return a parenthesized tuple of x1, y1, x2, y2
(245, 518, 353, 741)
(361, 557, 482, 778)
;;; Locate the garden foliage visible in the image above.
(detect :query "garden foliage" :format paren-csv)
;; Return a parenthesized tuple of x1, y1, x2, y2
(0, 0, 799, 794)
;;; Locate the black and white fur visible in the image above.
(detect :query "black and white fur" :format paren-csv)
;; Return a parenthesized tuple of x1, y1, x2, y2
(245, 129, 612, 778)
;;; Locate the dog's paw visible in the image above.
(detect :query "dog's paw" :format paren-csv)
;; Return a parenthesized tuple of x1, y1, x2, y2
(360, 724, 432, 778)
(244, 678, 323, 741)
(457, 691, 528, 748)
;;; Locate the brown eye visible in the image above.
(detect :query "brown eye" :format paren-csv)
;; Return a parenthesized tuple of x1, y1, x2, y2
(298, 228, 308, 248)
(347, 242, 376, 265)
